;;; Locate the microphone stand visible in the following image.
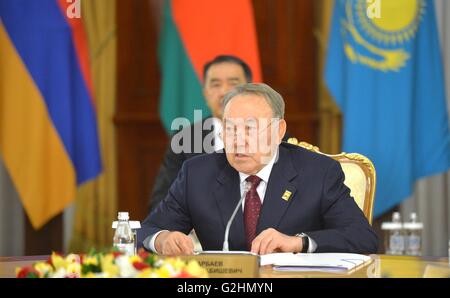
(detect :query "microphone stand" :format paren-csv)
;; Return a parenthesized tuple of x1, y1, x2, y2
(223, 182, 251, 251)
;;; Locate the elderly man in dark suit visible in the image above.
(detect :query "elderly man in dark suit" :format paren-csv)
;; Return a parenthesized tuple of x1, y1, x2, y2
(139, 83, 378, 255)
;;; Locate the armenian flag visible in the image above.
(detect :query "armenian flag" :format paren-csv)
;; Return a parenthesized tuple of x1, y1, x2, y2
(0, 0, 102, 229)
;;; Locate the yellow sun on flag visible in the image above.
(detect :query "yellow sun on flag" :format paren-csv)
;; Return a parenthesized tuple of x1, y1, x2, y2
(356, 0, 426, 45)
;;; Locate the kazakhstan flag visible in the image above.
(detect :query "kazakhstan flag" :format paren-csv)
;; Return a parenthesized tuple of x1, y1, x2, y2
(325, 0, 450, 217)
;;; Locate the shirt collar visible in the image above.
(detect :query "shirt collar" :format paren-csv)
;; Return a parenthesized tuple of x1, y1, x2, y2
(238, 148, 279, 185)
(211, 117, 222, 135)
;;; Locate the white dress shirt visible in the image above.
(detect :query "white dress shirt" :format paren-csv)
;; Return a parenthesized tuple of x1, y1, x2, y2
(238, 149, 277, 210)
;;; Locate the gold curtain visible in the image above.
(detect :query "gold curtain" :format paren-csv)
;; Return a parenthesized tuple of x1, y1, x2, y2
(69, 0, 117, 252)
(315, 0, 342, 154)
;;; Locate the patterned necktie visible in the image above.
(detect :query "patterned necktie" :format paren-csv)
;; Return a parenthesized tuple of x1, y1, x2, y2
(244, 175, 262, 250)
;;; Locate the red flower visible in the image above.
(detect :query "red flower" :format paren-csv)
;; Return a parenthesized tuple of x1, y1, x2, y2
(132, 261, 150, 271)
(112, 251, 123, 258)
(46, 257, 53, 268)
(176, 270, 193, 278)
(16, 266, 40, 278)
(137, 249, 150, 259)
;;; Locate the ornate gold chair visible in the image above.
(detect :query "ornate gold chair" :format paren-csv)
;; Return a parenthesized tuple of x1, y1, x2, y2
(287, 138, 376, 224)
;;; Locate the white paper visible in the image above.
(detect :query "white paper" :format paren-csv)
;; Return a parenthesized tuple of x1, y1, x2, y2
(260, 253, 371, 271)
(273, 266, 349, 273)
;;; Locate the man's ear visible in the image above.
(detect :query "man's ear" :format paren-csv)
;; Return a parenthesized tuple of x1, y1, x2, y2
(278, 119, 287, 144)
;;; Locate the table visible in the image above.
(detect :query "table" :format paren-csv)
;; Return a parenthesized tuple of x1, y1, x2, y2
(0, 255, 49, 278)
(260, 255, 450, 278)
(1, 255, 449, 278)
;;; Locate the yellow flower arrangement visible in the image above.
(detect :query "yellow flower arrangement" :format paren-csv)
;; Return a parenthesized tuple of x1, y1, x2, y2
(16, 249, 208, 278)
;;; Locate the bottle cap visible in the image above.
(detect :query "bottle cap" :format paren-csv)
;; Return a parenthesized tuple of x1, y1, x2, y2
(112, 221, 141, 229)
(381, 222, 402, 230)
(118, 212, 129, 221)
(392, 212, 401, 222)
(403, 222, 423, 230)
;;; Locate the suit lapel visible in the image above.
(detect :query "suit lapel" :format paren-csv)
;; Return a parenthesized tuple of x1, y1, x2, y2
(257, 146, 299, 233)
(212, 145, 300, 249)
(213, 162, 246, 249)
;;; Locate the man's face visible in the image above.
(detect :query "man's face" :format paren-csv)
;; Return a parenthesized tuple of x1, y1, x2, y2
(203, 62, 248, 119)
(222, 95, 287, 175)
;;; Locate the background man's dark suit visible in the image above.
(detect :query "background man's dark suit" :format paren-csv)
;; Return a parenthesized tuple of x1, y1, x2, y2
(149, 119, 213, 211)
(149, 118, 290, 211)
(140, 142, 379, 253)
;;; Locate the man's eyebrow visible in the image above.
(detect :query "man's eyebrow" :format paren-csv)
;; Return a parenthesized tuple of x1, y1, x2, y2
(224, 118, 259, 126)
(227, 77, 241, 82)
(245, 117, 258, 123)
(223, 119, 243, 126)
(206, 78, 222, 84)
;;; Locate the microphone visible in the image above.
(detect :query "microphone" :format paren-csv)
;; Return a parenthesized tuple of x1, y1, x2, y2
(223, 181, 252, 251)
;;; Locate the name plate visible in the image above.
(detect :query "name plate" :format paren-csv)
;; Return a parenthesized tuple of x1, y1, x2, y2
(180, 251, 260, 278)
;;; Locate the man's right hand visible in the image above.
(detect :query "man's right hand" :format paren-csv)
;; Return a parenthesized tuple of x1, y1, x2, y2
(154, 231, 194, 256)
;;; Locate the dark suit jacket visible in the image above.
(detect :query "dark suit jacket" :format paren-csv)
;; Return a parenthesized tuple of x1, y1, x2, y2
(149, 118, 291, 211)
(149, 119, 214, 211)
(139, 142, 379, 253)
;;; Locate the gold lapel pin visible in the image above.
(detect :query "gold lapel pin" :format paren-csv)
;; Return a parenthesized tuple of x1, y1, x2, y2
(282, 190, 292, 201)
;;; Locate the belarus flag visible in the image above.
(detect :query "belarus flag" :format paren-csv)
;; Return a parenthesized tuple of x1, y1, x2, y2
(159, 0, 262, 133)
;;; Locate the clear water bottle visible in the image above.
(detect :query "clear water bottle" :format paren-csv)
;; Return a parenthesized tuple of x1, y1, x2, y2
(381, 212, 404, 255)
(404, 212, 423, 256)
(113, 212, 135, 256)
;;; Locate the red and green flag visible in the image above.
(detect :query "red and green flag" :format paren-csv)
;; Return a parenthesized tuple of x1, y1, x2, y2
(159, 0, 262, 133)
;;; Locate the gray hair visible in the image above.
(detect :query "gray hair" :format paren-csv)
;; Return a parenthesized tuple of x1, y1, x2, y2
(222, 83, 285, 119)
